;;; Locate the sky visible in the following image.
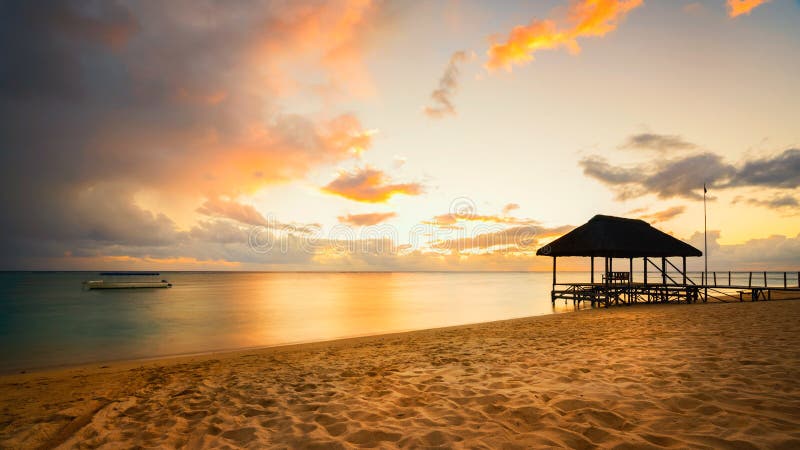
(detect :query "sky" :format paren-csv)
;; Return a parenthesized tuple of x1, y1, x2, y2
(1, 0, 798, 271)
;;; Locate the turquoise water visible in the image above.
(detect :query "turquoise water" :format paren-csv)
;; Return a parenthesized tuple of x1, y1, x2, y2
(0, 272, 587, 373)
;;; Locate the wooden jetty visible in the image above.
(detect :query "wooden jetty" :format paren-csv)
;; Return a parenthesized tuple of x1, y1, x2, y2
(537, 215, 800, 307)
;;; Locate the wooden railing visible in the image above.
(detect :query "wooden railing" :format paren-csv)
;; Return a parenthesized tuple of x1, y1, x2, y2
(698, 271, 800, 288)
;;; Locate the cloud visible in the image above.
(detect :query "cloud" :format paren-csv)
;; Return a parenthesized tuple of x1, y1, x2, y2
(197, 198, 269, 226)
(728, 149, 800, 189)
(682, 2, 707, 15)
(727, 0, 771, 17)
(190, 220, 250, 244)
(0, 0, 382, 266)
(486, 0, 642, 71)
(636, 206, 687, 223)
(431, 224, 574, 253)
(425, 213, 535, 226)
(338, 212, 398, 226)
(580, 145, 800, 200)
(687, 230, 800, 270)
(619, 133, 697, 152)
(734, 194, 800, 211)
(46, 1, 140, 49)
(423, 203, 535, 227)
(424, 50, 469, 118)
(502, 203, 520, 215)
(393, 155, 407, 168)
(322, 166, 424, 203)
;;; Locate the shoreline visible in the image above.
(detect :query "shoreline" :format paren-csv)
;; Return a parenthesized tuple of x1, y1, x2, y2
(8, 294, 798, 377)
(3, 305, 591, 378)
(3, 300, 799, 448)
(1, 309, 576, 377)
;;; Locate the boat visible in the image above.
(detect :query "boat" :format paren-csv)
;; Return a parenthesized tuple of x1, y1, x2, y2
(99, 272, 161, 276)
(83, 280, 173, 289)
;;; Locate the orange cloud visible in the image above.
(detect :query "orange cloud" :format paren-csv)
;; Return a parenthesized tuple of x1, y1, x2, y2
(431, 226, 538, 253)
(487, 0, 642, 71)
(338, 212, 398, 226)
(197, 198, 268, 226)
(252, 0, 378, 99)
(430, 224, 575, 253)
(323, 166, 424, 203)
(424, 203, 534, 227)
(425, 213, 535, 226)
(502, 203, 520, 215)
(89, 113, 374, 200)
(636, 206, 687, 224)
(101, 255, 241, 267)
(727, 0, 770, 17)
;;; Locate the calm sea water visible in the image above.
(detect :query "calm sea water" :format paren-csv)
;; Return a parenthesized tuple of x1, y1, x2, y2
(0, 272, 594, 373)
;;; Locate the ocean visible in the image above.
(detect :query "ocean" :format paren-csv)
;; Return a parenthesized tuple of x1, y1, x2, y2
(0, 271, 591, 373)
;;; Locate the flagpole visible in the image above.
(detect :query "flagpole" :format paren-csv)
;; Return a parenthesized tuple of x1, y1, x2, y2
(704, 183, 708, 302)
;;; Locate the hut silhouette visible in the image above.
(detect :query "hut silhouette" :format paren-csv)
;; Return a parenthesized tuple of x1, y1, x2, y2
(537, 215, 702, 306)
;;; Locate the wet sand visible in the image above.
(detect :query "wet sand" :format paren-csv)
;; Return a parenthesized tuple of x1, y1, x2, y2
(2, 300, 799, 449)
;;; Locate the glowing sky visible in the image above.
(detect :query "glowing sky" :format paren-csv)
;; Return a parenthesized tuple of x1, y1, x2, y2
(1, 0, 798, 271)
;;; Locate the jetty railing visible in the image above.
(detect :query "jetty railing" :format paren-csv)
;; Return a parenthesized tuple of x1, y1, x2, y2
(552, 269, 800, 308)
(697, 271, 800, 289)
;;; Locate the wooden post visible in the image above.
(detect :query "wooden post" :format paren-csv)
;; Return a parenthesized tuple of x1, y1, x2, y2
(643, 257, 648, 285)
(748, 272, 752, 287)
(629, 258, 633, 284)
(764, 271, 767, 287)
(728, 271, 731, 285)
(661, 257, 666, 285)
(551, 257, 556, 303)
(713, 272, 717, 287)
(628, 257, 633, 303)
(682, 256, 686, 285)
(784, 272, 787, 289)
(603, 257, 609, 305)
(591, 256, 594, 284)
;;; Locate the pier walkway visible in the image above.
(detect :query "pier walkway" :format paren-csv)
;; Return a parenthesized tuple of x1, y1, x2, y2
(552, 271, 800, 307)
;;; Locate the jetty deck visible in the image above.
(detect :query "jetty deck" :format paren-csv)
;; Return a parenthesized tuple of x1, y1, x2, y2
(552, 272, 800, 307)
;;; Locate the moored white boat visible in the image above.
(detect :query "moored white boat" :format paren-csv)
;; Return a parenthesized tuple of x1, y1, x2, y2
(83, 280, 172, 289)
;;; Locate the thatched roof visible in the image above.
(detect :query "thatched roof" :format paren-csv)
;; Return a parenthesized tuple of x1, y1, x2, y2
(536, 215, 702, 258)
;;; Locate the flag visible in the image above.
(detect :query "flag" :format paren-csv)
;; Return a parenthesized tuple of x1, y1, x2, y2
(703, 183, 707, 194)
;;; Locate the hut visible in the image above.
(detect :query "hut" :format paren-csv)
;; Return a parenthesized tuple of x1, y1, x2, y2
(537, 215, 702, 306)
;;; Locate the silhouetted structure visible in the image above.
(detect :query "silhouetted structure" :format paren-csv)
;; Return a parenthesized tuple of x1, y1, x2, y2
(538, 215, 702, 306)
(538, 215, 800, 306)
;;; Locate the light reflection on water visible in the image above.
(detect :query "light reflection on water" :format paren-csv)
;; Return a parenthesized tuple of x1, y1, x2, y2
(0, 272, 589, 372)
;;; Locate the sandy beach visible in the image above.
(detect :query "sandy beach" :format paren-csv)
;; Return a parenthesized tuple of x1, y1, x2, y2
(2, 300, 799, 449)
